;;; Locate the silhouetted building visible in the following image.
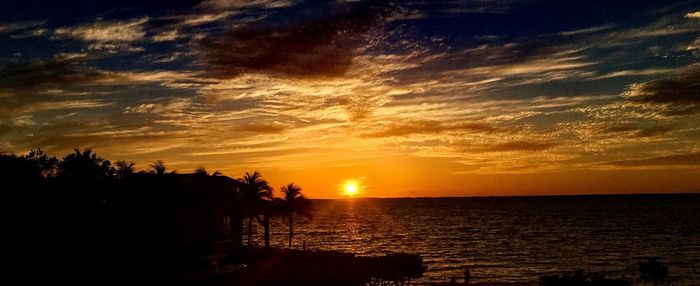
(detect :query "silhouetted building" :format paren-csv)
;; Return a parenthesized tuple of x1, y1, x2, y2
(128, 173, 245, 255)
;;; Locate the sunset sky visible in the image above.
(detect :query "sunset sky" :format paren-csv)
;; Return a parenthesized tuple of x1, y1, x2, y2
(1, 0, 699, 198)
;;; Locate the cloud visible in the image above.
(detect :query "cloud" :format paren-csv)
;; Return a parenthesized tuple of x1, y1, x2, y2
(399, 44, 597, 92)
(181, 11, 234, 26)
(2, 59, 118, 98)
(461, 51, 594, 79)
(198, 1, 395, 79)
(487, 140, 558, 152)
(600, 124, 674, 138)
(688, 38, 700, 50)
(586, 13, 700, 49)
(0, 20, 45, 34)
(603, 153, 700, 167)
(123, 98, 195, 117)
(0, 52, 198, 117)
(123, 103, 162, 114)
(558, 24, 615, 36)
(194, 51, 418, 123)
(27, 129, 188, 155)
(624, 65, 700, 110)
(362, 120, 496, 138)
(9, 28, 48, 39)
(54, 17, 148, 42)
(152, 29, 180, 42)
(685, 11, 700, 19)
(198, 0, 294, 10)
(590, 68, 677, 80)
(0, 56, 109, 95)
(632, 125, 675, 138)
(150, 0, 288, 43)
(240, 121, 295, 133)
(1, 53, 197, 92)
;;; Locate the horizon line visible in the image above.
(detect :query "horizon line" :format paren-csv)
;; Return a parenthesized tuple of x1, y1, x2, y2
(311, 191, 700, 200)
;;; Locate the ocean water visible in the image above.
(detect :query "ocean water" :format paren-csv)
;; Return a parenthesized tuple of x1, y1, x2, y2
(255, 194, 700, 285)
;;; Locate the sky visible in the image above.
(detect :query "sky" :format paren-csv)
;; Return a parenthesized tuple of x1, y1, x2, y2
(1, 0, 699, 198)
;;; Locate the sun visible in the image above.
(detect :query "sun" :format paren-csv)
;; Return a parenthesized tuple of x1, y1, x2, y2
(341, 180, 360, 197)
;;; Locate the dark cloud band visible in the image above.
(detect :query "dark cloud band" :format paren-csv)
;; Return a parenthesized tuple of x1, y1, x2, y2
(198, 1, 395, 79)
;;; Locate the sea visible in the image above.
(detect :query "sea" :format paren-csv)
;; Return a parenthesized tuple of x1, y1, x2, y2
(255, 194, 700, 285)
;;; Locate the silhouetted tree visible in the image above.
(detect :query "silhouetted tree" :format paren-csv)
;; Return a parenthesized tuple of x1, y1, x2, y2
(0, 149, 58, 183)
(25, 148, 58, 178)
(1, 152, 47, 184)
(238, 171, 273, 247)
(150, 160, 175, 175)
(280, 182, 311, 249)
(58, 148, 112, 181)
(195, 166, 207, 175)
(115, 160, 135, 180)
(195, 166, 222, 177)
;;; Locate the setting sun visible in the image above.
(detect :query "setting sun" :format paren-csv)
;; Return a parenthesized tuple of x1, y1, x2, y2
(341, 181, 360, 197)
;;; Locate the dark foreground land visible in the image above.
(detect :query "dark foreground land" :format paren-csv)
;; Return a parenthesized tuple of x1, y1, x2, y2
(0, 150, 681, 286)
(0, 150, 426, 285)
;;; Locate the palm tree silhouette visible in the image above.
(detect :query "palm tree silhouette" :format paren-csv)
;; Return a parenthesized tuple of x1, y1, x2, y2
(58, 148, 112, 180)
(115, 160, 135, 180)
(281, 183, 310, 249)
(238, 171, 273, 247)
(195, 166, 222, 176)
(195, 166, 208, 176)
(150, 160, 175, 175)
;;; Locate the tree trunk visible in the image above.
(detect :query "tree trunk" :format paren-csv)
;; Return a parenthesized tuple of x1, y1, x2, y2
(263, 213, 270, 249)
(288, 210, 293, 249)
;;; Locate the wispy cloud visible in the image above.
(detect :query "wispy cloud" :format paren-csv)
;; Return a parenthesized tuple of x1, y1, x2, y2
(486, 140, 559, 152)
(197, 0, 294, 10)
(590, 68, 678, 80)
(362, 120, 496, 138)
(54, 17, 149, 42)
(623, 65, 700, 113)
(602, 153, 700, 167)
(0, 20, 45, 34)
(182, 11, 234, 26)
(688, 38, 700, 50)
(600, 124, 675, 138)
(558, 24, 615, 36)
